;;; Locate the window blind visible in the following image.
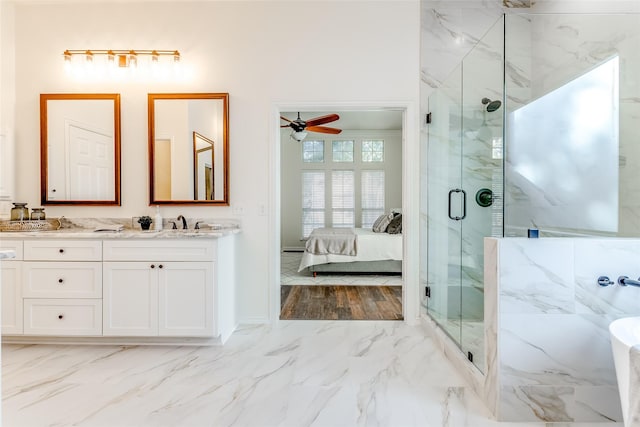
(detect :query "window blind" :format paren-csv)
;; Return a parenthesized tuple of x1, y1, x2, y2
(331, 170, 354, 228)
(361, 170, 385, 228)
(302, 171, 325, 238)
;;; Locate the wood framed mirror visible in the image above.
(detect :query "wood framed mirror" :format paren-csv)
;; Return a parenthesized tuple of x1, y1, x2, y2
(40, 93, 121, 205)
(148, 93, 229, 205)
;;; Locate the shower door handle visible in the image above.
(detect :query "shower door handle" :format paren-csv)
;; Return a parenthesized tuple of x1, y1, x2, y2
(448, 189, 467, 221)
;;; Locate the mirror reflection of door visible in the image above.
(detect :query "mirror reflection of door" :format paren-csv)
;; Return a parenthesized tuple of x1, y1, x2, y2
(67, 122, 114, 200)
(154, 138, 173, 200)
(193, 131, 214, 200)
(41, 94, 121, 205)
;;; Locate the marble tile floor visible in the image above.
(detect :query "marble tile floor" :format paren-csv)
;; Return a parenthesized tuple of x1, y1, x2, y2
(2, 321, 622, 427)
(281, 252, 403, 286)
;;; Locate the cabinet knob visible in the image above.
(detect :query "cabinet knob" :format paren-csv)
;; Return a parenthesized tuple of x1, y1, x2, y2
(59, 248, 65, 254)
(58, 314, 64, 320)
(58, 278, 64, 284)
(150, 264, 155, 269)
(159, 264, 163, 269)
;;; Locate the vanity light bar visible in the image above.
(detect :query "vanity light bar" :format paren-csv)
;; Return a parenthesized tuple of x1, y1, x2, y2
(63, 49, 180, 67)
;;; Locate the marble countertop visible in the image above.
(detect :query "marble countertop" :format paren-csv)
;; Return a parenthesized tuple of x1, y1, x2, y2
(0, 217, 240, 240)
(0, 249, 16, 259)
(0, 228, 240, 240)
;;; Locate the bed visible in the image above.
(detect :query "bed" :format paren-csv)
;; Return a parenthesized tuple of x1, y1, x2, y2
(298, 227, 402, 276)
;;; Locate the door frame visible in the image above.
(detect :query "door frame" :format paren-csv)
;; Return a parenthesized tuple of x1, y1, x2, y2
(268, 101, 420, 324)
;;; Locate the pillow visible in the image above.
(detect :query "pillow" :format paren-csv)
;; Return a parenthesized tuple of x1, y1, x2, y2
(386, 214, 402, 234)
(372, 213, 394, 233)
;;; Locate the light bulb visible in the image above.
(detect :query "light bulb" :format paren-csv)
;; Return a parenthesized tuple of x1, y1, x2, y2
(128, 50, 137, 68)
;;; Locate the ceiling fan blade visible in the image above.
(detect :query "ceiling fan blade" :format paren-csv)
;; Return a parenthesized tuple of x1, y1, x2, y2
(280, 116, 292, 123)
(306, 125, 342, 134)
(281, 124, 293, 128)
(305, 114, 339, 127)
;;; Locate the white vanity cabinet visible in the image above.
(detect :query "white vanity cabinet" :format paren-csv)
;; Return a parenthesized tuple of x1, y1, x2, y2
(0, 240, 23, 334)
(103, 240, 217, 338)
(22, 240, 103, 336)
(0, 233, 236, 344)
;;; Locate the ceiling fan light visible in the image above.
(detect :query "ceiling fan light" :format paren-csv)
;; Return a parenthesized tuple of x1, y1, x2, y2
(290, 130, 307, 142)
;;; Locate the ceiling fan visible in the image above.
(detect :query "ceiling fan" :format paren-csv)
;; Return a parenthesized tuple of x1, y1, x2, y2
(280, 112, 342, 141)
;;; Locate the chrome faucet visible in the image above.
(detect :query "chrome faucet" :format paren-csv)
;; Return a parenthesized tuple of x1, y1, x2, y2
(177, 215, 188, 229)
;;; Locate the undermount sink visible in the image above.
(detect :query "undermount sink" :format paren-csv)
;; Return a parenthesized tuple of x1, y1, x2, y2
(609, 316, 640, 425)
(162, 230, 204, 237)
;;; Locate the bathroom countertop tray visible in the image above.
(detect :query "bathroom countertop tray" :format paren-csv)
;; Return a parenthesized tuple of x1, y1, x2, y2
(0, 219, 61, 232)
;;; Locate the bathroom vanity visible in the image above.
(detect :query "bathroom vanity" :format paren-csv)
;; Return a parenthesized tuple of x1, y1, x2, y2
(0, 226, 238, 345)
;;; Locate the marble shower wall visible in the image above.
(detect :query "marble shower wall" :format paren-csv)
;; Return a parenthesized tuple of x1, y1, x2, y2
(420, 1, 505, 92)
(485, 237, 640, 422)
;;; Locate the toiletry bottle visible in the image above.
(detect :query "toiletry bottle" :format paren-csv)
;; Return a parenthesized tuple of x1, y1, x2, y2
(154, 205, 163, 231)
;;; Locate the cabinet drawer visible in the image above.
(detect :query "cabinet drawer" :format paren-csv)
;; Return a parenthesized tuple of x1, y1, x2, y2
(103, 240, 215, 261)
(0, 239, 23, 260)
(24, 240, 102, 261)
(23, 262, 102, 298)
(23, 299, 102, 336)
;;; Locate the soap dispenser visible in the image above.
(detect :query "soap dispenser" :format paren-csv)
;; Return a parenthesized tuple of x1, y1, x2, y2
(154, 205, 163, 231)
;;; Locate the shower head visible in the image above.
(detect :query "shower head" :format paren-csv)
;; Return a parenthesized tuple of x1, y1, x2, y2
(481, 97, 502, 112)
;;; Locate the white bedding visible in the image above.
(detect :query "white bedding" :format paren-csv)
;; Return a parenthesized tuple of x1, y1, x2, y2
(298, 228, 402, 272)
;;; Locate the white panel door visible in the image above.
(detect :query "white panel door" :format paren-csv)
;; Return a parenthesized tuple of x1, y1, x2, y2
(67, 123, 114, 200)
(103, 262, 158, 336)
(158, 262, 214, 337)
(1, 261, 23, 334)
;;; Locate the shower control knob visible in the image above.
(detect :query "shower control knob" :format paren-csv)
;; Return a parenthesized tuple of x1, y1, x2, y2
(598, 276, 615, 286)
(475, 188, 493, 207)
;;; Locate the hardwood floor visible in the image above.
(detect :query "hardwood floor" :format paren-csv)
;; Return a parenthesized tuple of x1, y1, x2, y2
(280, 285, 403, 320)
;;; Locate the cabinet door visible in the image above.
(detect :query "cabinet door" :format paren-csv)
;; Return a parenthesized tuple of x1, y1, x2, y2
(158, 262, 214, 337)
(1, 261, 23, 334)
(103, 262, 158, 336)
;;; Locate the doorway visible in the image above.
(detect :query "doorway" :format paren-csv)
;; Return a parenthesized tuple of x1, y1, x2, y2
(278, 109, 404, 321)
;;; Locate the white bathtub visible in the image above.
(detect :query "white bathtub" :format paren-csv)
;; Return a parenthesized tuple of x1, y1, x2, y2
(610, 316, 640, 426)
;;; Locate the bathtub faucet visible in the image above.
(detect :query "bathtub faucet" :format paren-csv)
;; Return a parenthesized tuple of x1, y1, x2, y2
(618, 276, 640, 287)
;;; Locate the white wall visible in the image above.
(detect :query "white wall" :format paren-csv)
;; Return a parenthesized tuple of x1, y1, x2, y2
(0, 2, 16, 218)
(9, 1, 420, 322)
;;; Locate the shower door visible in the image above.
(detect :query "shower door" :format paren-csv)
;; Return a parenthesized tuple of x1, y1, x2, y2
(425, 16, 504, 373)
(425, 65, 464, 349)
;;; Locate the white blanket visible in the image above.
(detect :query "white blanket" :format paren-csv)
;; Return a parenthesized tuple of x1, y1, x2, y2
(298, 228, 402, 272)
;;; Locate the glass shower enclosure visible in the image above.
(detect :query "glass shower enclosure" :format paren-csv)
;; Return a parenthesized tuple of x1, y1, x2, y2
(422, 10, 638, 374)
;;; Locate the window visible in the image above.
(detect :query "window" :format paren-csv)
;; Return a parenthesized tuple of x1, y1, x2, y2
(361, 170, 385, 228)
(298, 138, 392, 238)
(332, 140, 354, 162)
(362, 140, 384, 162)
(302, 140, 324, 163)
(331, 170, 354, 228)
(302, 171, 325, 238)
